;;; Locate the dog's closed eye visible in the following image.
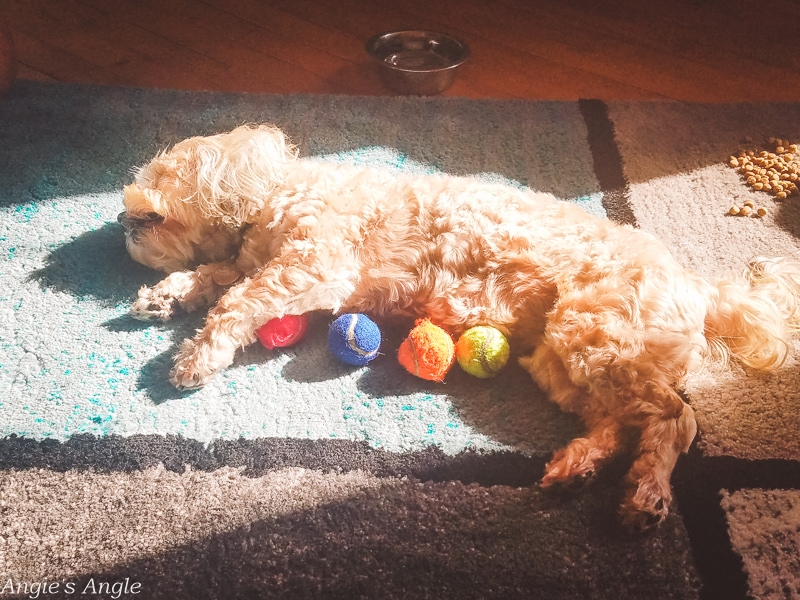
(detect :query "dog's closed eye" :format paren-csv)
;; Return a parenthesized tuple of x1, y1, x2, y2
(142, 212, 164, 222)
(118, 211, 164, 229)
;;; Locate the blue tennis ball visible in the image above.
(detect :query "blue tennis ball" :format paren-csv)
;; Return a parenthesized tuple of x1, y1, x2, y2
(327, 313, 382, 366)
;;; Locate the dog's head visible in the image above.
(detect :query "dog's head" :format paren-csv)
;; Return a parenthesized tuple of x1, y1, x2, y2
(119, 124, 297, 273)
(119, 183, 244, 273)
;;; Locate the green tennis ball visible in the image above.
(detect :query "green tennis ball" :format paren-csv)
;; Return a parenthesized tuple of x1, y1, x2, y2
(455, 326, 510, 378)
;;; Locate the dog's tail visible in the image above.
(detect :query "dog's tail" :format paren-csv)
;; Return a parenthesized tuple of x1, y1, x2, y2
(704, 257, 800, 370)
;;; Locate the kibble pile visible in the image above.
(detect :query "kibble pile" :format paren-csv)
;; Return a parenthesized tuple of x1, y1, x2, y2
(728, 138, 799, 218)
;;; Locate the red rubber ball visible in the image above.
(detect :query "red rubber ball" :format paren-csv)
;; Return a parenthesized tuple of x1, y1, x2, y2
(256, 314, 308, 349)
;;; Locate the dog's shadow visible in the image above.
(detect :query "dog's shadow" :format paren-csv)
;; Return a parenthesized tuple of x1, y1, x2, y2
(29, 222, 162, 305)
(135, 348, 200, 405)
(29, 224, 207, 403)
(279, 316, 583, 453)
(28, 229, 580, 448)
(126, 316, 208, 405)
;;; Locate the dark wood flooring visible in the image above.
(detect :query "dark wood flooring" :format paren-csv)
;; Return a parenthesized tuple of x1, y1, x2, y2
(3, 0, 800, 101)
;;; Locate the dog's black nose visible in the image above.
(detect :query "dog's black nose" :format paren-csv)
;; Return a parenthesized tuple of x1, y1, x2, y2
(117, 211, 132, 230)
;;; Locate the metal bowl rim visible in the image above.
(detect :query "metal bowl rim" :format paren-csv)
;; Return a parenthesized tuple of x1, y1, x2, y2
(365, 30, 471, 73)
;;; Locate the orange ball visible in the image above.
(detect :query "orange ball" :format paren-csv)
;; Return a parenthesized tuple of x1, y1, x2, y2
(397, 318, 455, 382)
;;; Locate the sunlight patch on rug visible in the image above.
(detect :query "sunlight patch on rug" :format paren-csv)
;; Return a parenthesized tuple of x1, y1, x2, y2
(0, 192, 558, 454)
(314, 146, 608, 217)
(1, 150, 596, 453)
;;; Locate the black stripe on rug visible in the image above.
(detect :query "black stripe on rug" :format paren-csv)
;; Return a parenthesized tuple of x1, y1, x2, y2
(578, 98, 638, 228)
(0, 434, 545, 488)
(673, 443, 800, 600)
(669, 421, 800, 600)
(669, 440, 800, 600)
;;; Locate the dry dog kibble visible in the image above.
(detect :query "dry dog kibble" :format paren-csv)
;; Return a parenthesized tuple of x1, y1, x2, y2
(730, 137, 800, 202)
(728, 201, 768, 218)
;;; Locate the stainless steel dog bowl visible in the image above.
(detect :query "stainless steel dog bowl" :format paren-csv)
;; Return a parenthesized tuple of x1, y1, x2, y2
(365, 30, 470, 95)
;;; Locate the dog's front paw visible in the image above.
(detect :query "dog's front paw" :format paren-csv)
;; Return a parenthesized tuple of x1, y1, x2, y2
(131, 285, 180, 322)
(169, 363, 213, 391)
(169, 338, 234, 390)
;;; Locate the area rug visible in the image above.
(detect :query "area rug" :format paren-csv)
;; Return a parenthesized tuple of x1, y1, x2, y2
(1, 81, 799, 600)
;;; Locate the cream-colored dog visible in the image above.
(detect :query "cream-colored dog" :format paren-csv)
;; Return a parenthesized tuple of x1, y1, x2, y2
(119, 124, 800, 531)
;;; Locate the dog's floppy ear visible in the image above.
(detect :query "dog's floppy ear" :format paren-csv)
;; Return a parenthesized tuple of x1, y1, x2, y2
(189, 124, 298, 226)
(123, 183, 167, 217)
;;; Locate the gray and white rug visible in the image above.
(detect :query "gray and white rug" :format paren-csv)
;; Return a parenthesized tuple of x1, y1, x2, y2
(2, 81, 800, 599)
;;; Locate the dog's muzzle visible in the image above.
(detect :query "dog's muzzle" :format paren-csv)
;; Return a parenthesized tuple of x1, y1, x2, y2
(117, 211, 134, 231)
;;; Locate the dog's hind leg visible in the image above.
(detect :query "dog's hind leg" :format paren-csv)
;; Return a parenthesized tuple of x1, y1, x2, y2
(170, 250, 356, 390)
(539, 293, 700, 531)
(620, 393, 696, 533)
(520, 346, 625, 488)
(541, 416, 623, 489)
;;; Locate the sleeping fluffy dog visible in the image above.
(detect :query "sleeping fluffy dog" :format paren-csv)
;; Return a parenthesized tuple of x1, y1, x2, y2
(119, 124, 800, 531)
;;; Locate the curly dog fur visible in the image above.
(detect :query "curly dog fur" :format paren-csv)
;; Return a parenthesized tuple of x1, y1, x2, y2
(119, 124, 800, 531)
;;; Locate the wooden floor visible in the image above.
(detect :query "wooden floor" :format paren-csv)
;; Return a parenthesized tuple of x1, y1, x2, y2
(4, 0, 800, 101)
